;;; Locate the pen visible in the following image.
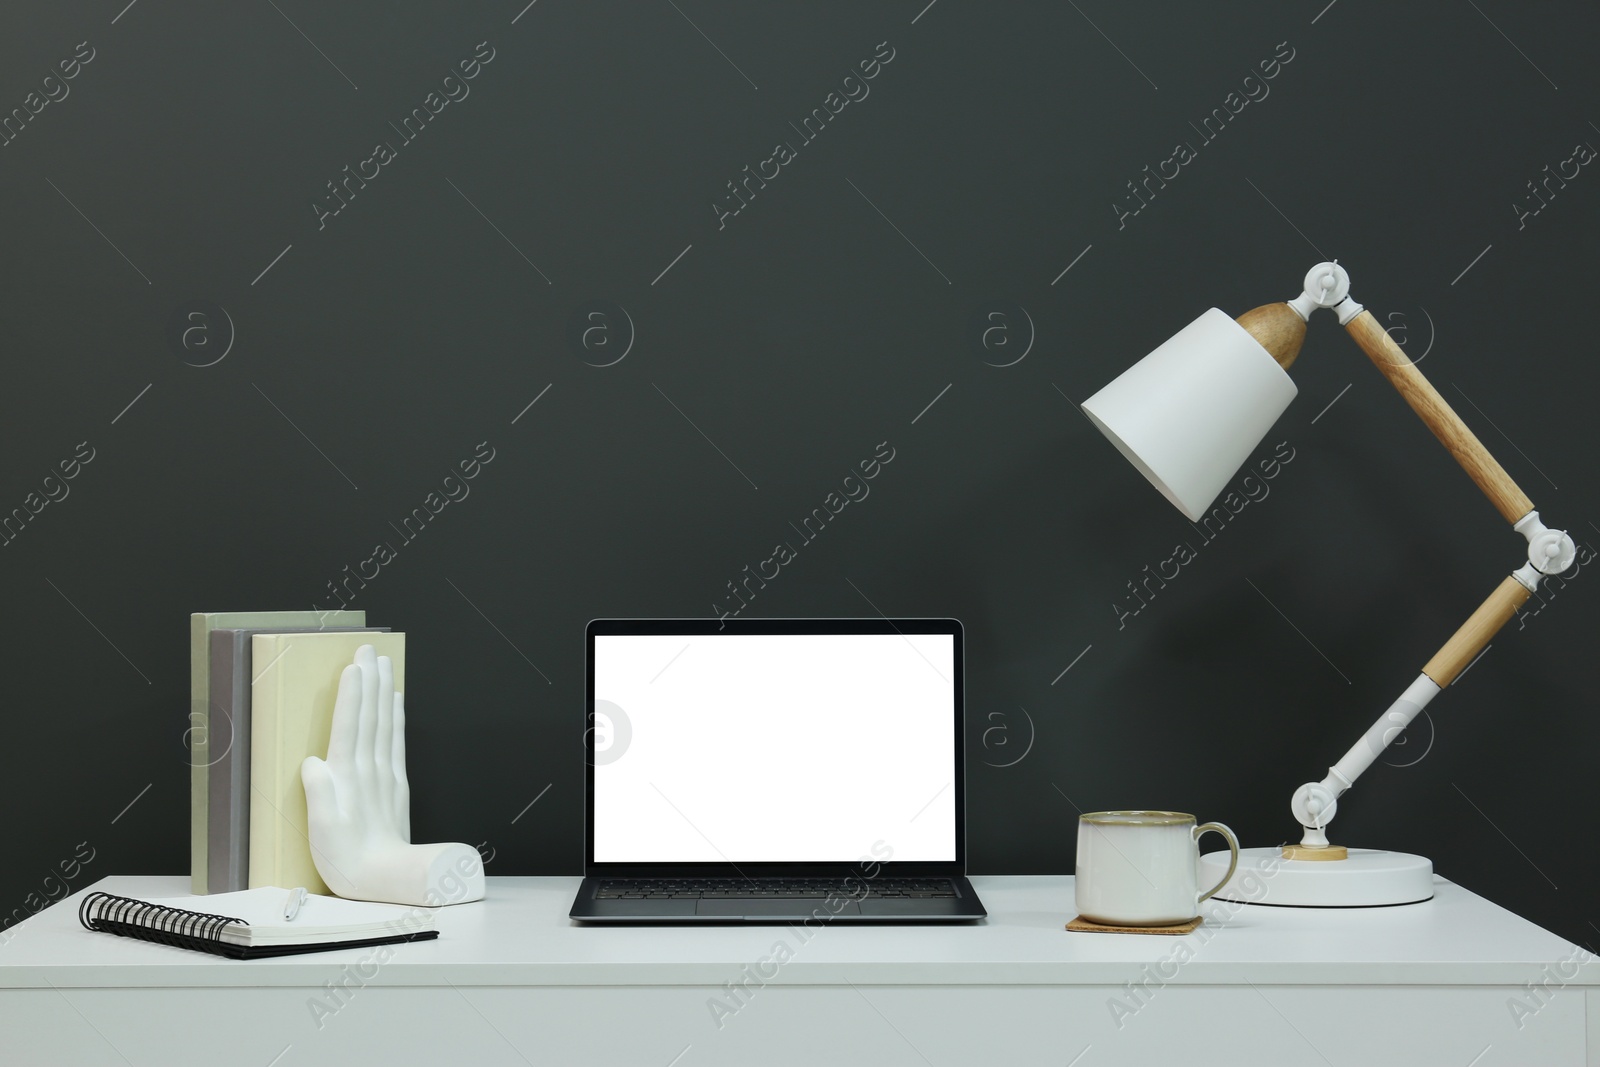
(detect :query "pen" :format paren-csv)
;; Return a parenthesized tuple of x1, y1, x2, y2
(283, 886, 308, 922)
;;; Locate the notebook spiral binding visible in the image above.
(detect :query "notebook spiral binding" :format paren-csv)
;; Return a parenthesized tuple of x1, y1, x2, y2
(79, 891, 246, 952)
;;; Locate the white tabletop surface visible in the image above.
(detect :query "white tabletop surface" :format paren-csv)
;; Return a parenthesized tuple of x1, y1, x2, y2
(4, 875, 1595, 989)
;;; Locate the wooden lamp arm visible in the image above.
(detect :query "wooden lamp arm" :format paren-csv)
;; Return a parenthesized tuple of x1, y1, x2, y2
(1289, 572, 1534, 853)
(1421, 574, 1533, 687)
(1343, 310, 1535, 525)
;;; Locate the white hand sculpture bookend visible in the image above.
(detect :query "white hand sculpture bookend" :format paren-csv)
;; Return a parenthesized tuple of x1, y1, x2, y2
(301, 645, 486, 907)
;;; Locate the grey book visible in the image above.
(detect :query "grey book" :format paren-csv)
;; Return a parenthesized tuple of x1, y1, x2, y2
(191, 611, 364, 895)
(207, 626, 387, 894)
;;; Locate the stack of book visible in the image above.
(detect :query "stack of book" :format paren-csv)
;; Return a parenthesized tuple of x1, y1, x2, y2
(190, 612, 404, 895)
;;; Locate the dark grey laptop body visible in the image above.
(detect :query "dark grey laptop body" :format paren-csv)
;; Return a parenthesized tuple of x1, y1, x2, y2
(571, 618, 986, 924)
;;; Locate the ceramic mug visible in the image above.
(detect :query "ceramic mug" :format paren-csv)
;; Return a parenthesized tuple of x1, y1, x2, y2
(1075, 811, 1240, 926)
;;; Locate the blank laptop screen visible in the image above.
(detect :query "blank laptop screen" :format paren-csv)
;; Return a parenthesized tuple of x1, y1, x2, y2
(592, 632, 956, 863)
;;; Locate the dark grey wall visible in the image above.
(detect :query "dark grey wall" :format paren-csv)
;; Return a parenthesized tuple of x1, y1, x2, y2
(1, 0, 1595, 954)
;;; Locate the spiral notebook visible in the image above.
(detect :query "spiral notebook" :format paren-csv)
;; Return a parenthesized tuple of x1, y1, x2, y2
(79, 887, 439, 959)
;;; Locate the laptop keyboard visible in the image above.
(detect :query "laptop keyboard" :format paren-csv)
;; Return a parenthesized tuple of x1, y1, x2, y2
(594, 877, 958, 900)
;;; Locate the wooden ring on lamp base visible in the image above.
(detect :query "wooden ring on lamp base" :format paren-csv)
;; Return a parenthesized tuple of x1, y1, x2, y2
(1282, 844, 1349, 861)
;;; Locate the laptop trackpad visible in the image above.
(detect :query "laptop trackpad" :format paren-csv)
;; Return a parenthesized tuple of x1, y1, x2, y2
(597, 899, 698, 916)
(697, 900, 862, 918)
(858, 898, 967, 917)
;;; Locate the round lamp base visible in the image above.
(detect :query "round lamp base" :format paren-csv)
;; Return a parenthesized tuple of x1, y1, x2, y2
(1199, 846, 1434, 908)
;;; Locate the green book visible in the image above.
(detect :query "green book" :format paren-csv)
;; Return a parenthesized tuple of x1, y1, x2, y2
(189, 611, 364, 894)
(249, 631, 405, 895)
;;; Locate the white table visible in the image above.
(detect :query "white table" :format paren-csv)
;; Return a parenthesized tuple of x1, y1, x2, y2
(2, 875, 1596, 1066)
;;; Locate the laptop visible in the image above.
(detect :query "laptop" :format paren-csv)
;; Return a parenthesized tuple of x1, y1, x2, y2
(571, 618, 986, 923)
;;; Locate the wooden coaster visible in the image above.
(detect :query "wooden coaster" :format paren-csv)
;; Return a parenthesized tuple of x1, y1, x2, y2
(1066, 915, 1202, 935)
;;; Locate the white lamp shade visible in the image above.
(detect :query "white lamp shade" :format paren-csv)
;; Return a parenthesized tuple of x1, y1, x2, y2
(1082, 307, 1297, 521)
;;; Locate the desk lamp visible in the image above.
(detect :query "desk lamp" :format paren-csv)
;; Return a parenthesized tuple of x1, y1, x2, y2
(1081, 261, 1577, 907)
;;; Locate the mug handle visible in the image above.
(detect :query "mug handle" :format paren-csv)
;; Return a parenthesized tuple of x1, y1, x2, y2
(1194, 821, 1240, 905)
